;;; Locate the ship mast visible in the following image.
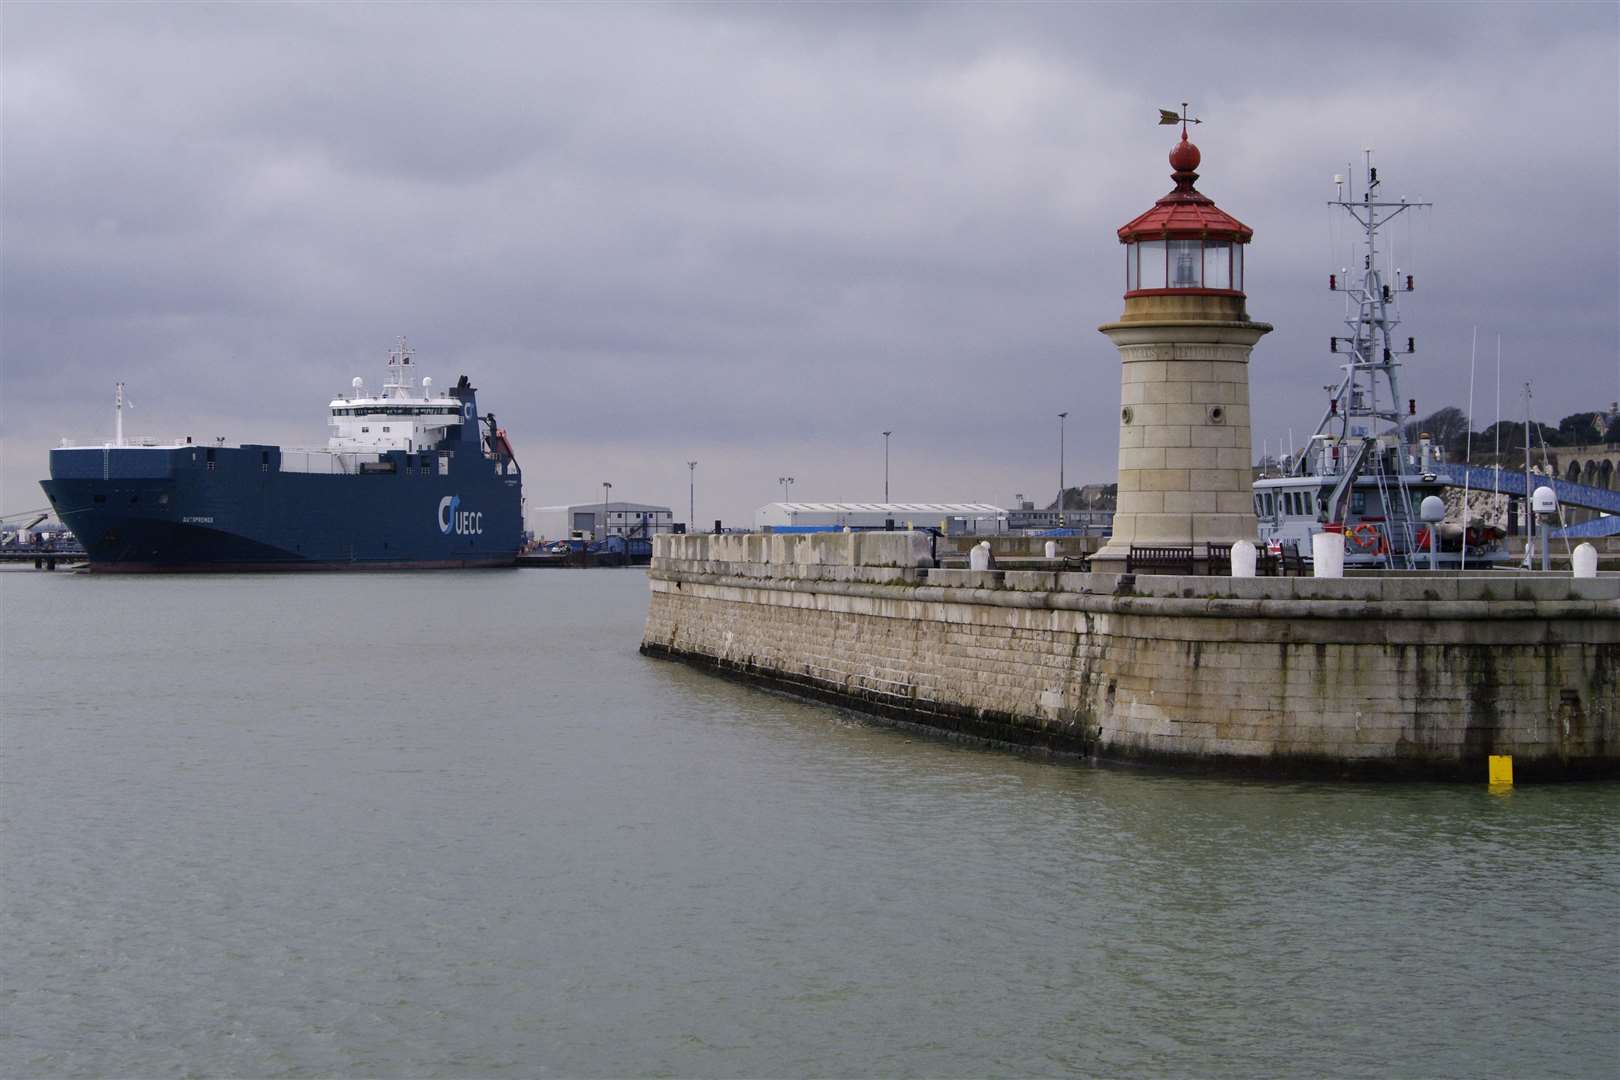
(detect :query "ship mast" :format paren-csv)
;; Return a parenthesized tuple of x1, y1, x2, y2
(384, 336, 416, 399)
(1293, 150, 1429, 475)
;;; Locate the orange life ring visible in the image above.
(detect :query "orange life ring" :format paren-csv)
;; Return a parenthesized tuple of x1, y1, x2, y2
(1347, 523, 1387, 554)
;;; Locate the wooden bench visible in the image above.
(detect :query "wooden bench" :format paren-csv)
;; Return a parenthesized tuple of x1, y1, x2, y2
(1125, 545, 1195, 574)
(1258, 541, 1306, 577)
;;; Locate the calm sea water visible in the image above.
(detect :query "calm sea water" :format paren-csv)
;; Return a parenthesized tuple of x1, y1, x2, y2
(1, 567, 1615, 1078)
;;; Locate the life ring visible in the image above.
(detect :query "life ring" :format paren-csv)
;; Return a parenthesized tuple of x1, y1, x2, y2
(1347, 523, 1387, 554)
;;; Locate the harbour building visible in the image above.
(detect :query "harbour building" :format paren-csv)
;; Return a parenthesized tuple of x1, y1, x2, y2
(755, 502, 1008, 533)
(530, 501, 675, 541)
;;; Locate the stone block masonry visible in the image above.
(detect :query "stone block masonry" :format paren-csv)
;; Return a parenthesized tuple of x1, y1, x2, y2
(642, 533, 1620, 780)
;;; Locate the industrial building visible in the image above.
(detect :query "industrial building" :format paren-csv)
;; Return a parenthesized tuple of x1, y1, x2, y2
(1005, 486, 1116, 533)
(754, 502, 1007, 533)
(529, 501, 675, 541)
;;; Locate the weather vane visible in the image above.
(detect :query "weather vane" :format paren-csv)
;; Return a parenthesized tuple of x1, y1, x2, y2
(1158, 102, 1201, 137)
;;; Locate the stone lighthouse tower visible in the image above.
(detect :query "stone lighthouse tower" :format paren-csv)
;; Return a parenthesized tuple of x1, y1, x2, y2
(1093, 116, 1271, 569)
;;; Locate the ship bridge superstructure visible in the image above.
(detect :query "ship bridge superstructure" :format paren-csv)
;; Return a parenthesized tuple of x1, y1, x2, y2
(327, 338, 471, 454)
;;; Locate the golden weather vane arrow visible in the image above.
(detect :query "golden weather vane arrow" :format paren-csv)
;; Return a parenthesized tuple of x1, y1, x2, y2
(1158, 102, 1202, 136)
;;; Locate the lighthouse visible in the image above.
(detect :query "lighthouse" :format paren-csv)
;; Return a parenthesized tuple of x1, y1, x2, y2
(1092, 113, 1271, 569)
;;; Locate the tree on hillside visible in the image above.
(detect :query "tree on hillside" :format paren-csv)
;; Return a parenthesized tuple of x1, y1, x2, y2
(1050, 485, 1117, 512)
(1557, 411, 1606, 446)
(1475, 420, 1564, 457)
(1403, 406, 1472, 457)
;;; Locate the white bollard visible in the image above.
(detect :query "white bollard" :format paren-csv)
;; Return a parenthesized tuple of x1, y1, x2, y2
(1044, 540, 1058, 559)
(1311, 531, 1345, 578)
(1231, 539, 1257, 578)
(1572, 542, 1598, 579)
(969, 541, 991, 572)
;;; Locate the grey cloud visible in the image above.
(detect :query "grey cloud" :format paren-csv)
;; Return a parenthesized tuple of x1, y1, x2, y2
(3, 1, 1615, 524)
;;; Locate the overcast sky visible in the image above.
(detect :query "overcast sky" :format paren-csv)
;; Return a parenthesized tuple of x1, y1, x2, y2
(4, 1, 1616, 527)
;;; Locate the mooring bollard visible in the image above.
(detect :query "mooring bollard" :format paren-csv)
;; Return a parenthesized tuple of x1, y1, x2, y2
(1044, 540, 1057, 560)
(1231, 539, 1257, 578)
(1572, 542, 1598, 579)
(969, 541, 991, 572)
(1311, 531, 1344, 578)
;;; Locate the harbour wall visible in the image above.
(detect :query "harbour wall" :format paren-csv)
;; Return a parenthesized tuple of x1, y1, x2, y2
(641, 533, 1620, 779)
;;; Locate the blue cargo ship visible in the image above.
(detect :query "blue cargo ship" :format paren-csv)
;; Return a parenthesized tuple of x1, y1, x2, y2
(40, 341, 523, 571)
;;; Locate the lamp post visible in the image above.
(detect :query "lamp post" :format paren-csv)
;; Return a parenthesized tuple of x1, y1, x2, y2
(882, 431, 892, 502)
(687, 461, 697, 530)
(778, 475, 794, 503)
(601, 481, 612, 541)
(1057, 411, 1068, 527)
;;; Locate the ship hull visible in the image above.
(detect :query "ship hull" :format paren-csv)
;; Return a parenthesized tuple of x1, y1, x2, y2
(42, 443, 522, 572)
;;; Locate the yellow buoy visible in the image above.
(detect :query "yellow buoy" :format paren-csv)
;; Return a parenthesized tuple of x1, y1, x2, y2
(1488, 754, 1514, 787)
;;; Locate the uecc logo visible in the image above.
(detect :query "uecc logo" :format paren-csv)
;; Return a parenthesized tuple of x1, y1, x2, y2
(437, 495, 483, 536)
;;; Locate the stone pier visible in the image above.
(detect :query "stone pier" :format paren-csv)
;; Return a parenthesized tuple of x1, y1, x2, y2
(641, 532, 1619, 780)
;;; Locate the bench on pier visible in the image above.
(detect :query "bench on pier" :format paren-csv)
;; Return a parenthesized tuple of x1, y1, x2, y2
(1125, 545, 1196, 574)
(1258, 540, 1306, 577)
(1126, 542, 1283, 577)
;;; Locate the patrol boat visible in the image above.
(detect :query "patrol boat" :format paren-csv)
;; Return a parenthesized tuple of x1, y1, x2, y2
(1253, 153, 1507, 569)
(41, 340, 522, 571)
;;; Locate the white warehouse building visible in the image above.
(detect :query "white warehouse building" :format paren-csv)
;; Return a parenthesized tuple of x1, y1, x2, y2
(529, 501, 675, 541)
(754, 502, 1008, 533)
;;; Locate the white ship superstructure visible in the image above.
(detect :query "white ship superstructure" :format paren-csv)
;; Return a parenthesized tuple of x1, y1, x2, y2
(326, 339, 471, 454)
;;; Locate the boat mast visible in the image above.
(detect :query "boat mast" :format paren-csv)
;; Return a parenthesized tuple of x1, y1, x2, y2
(115, 382, 125, 447)
(1294, 150, 1430, 475)
(385, 336, 415, 398)
(1523, 381, 1534, 558)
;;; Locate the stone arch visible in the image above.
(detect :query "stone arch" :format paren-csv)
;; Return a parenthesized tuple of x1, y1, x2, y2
(1583, 459, 1600, 486)
(1601, 459, 1615, 491)
(1565, 459, 1582, 484)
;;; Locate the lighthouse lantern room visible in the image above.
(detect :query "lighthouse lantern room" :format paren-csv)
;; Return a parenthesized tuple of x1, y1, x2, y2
(1119, 129, 1252, 295)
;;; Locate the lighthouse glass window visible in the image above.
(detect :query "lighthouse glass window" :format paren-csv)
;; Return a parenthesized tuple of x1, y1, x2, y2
(1130, 240, 1164, 289)
(1168, 240, 1201, 287)
(1203, 242, 1231, 289)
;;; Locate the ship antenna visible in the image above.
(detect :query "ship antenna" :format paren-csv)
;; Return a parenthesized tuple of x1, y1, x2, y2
(114, 382, 134, 447)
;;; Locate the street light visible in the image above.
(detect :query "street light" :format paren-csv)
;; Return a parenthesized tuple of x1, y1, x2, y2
(778, 475, 794, 502)
(601, 481, 612, 541)
(1058, 412, 1068, 527)
(882, 431, 893, 502)
(687, 461, 697, 530)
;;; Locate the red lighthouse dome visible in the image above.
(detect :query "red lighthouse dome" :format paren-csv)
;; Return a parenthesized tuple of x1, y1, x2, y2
(1118, 132, 1251, 296)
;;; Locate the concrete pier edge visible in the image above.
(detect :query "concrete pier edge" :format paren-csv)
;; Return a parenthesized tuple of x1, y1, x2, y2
(642, 532, 1620, 781)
